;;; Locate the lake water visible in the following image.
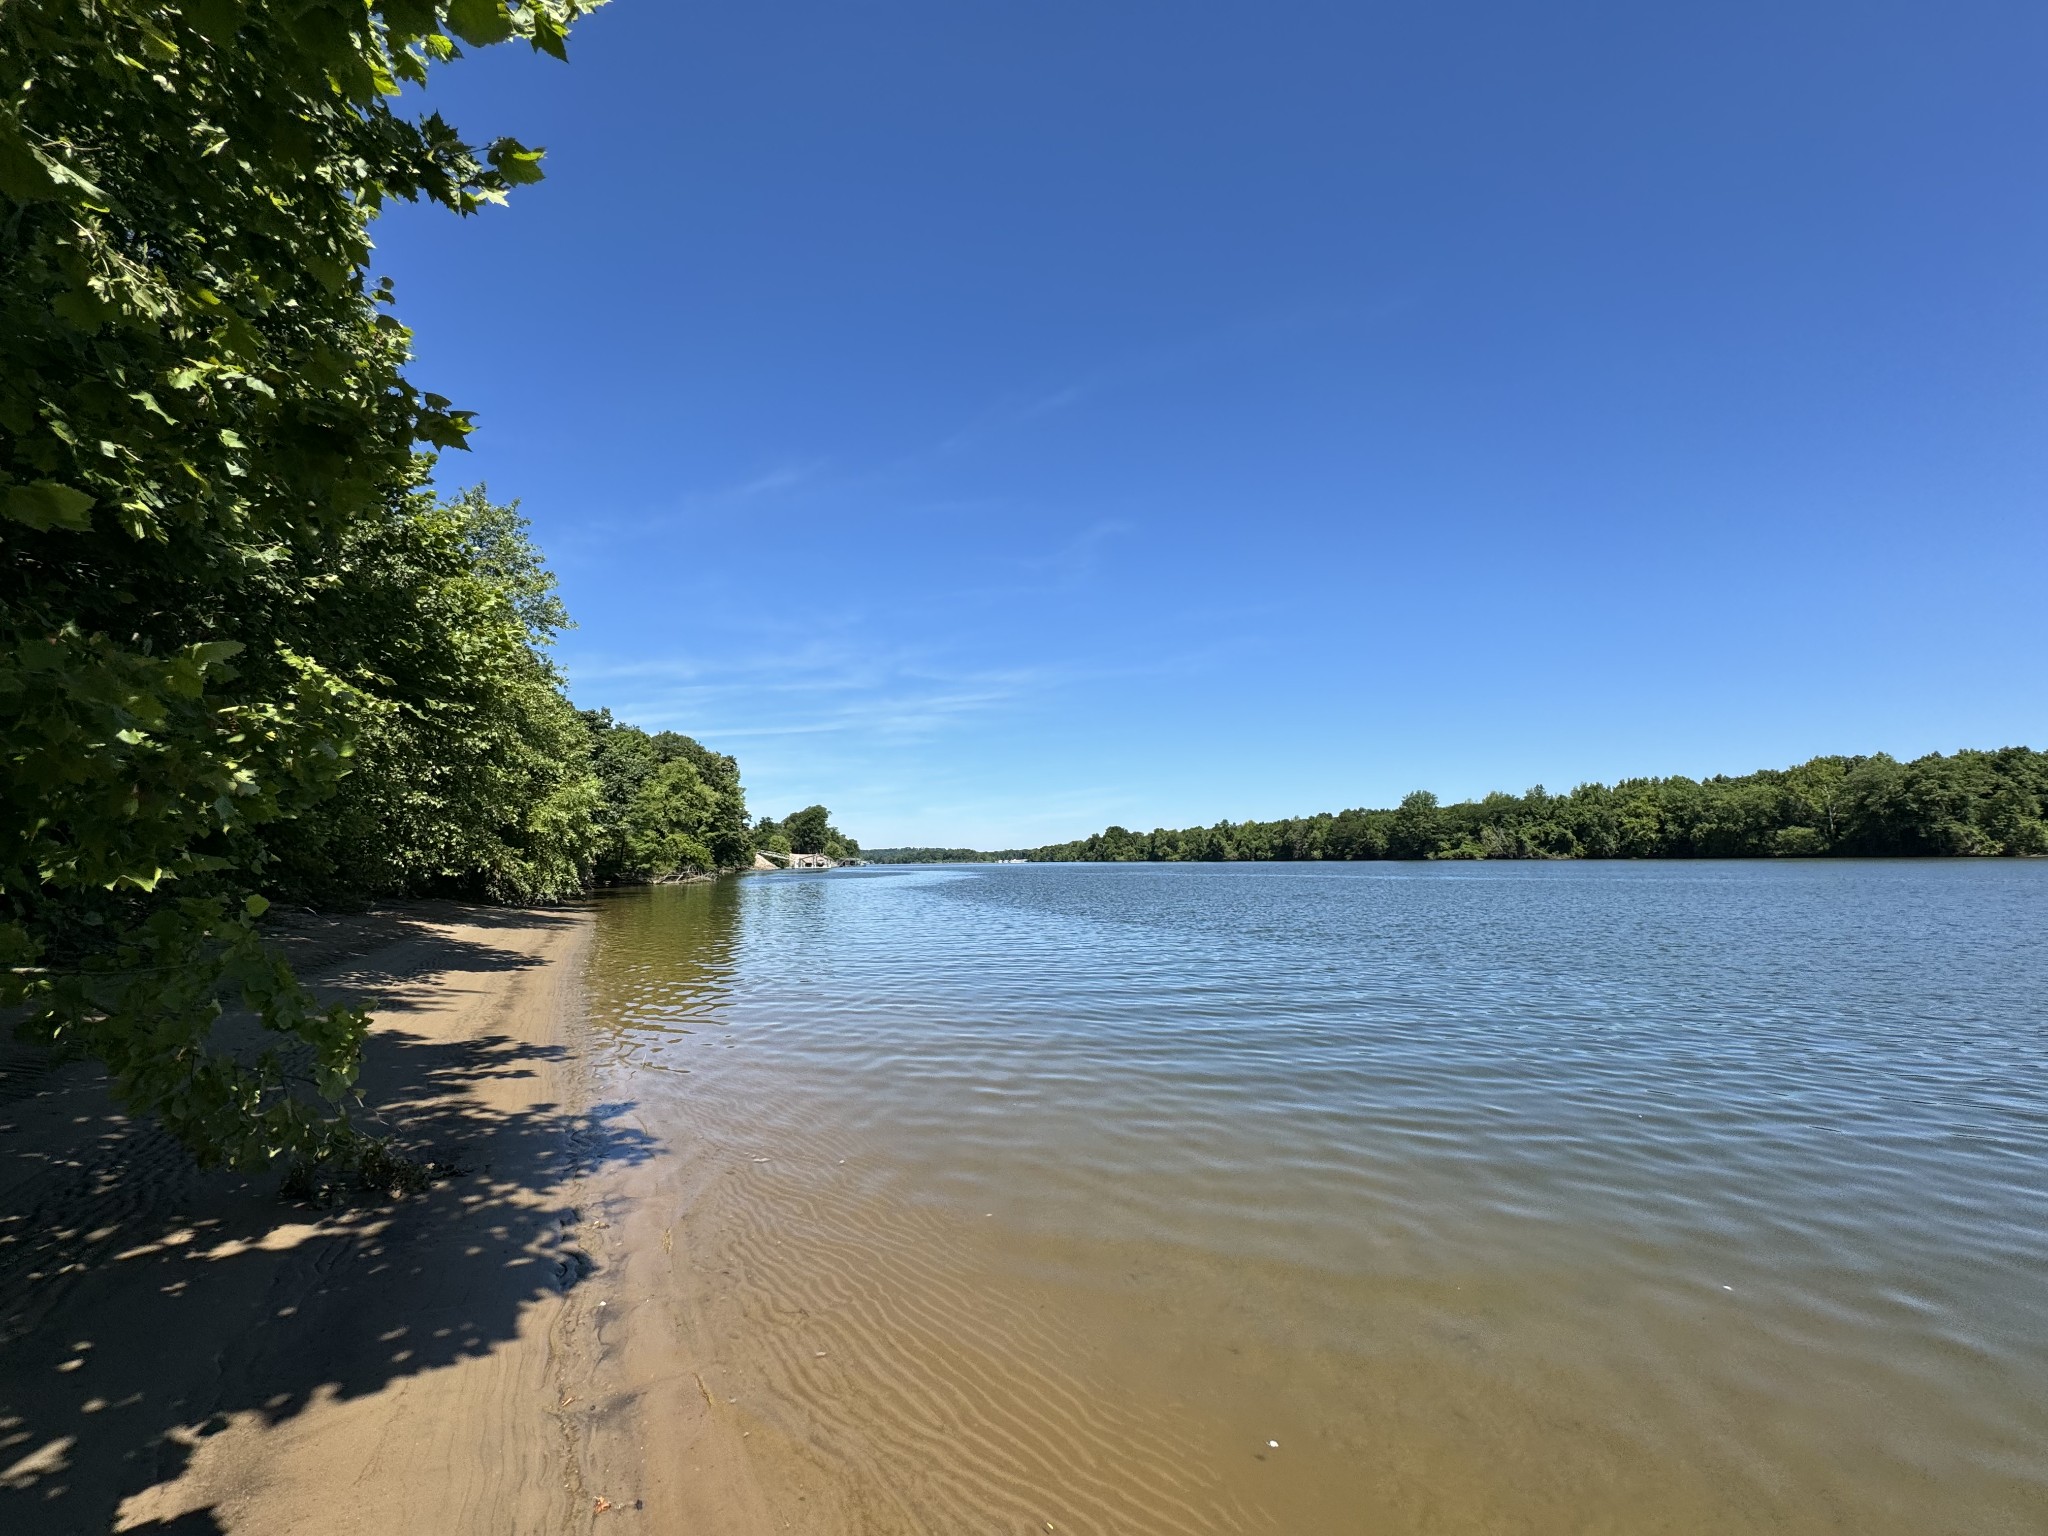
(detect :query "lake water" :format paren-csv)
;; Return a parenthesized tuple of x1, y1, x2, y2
(584, 861, 2048, 1534)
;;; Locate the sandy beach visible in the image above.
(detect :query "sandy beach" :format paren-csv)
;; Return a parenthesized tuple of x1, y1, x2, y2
(0, 902, 770, 1536)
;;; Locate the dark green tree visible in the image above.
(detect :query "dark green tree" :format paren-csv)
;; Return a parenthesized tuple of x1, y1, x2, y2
(262, 487, 600, 906)
(783, 804, 833, 855)
(585, 713, 751, 880)
(1387, 791, 1446, 859)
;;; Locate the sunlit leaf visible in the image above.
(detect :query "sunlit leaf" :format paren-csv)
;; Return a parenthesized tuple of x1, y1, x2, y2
(487, 137, 546, 185)
(3, 481, 96, 531)
(445, 0, 515, 46)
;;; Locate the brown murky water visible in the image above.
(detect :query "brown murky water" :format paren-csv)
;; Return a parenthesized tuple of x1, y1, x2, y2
(584, 862, 2048, 1534)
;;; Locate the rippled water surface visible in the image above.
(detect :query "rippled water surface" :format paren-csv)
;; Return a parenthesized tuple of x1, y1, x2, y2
(586, 861, 2048, 1533)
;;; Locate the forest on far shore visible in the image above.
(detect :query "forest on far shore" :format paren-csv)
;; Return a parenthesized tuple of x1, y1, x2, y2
(867, 748, 2048, 864)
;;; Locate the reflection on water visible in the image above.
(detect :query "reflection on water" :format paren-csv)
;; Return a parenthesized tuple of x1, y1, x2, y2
(586, 862, 2048, 1534)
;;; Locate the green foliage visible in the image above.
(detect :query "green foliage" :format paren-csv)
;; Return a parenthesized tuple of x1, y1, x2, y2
(0, 1, 595, 1171)
(262, 487, 601, 905)
(624, 761, 718, 876)
(781, 804, 833, 855)
(585, 712, 751, 881)
(1026, 749, 2048, 864)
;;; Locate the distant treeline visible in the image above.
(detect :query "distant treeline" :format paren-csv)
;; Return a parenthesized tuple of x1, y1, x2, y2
(1026, 748, 2048, 863)
(865, 847, 1030, 864)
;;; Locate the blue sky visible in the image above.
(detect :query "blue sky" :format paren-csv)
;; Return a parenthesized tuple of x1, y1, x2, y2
(376, 2, 2047, 848)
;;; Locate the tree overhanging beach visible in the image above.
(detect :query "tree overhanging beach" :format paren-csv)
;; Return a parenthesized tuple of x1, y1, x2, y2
(0, 1, 763, 1175)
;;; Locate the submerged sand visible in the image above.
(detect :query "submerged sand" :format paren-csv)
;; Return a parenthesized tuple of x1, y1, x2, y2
(0, 902, 769, 1535)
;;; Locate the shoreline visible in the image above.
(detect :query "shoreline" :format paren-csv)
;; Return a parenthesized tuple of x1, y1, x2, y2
(0, 900, 761, 1534)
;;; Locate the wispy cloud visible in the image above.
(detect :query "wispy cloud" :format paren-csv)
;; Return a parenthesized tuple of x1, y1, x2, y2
(936, 383, 1091, 455)
(723, 461, 819, 501)
(1014, 518, 1136, 592)
(562, 626, 1285, 844)
(567, 639, 1048, 746)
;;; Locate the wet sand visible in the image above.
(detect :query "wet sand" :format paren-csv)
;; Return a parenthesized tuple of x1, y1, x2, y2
(0, 902, 767, 1536)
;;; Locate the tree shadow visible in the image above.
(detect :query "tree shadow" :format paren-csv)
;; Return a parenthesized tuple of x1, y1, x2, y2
(0, 906, 650, 1534)
(268, 899, 590, 1013)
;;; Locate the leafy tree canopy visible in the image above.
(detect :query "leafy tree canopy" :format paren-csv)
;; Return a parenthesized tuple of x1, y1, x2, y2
(262, 486, 601, 907)
(584, 710, 752, 881)
(1, 0, 597, 1172)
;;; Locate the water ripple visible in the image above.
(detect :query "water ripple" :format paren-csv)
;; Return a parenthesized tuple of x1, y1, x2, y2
(586, 861, 2048, 1534)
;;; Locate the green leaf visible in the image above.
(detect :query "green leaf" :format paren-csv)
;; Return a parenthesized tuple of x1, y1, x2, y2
(529, 7, 570, 60)
(445, 0, 516, 46)
(0, 124, 108, 205)
(376, 0, 439, 41)
(0, 126, 62, 202)
(291, 4, 365, 83)
(487, 138, 546, 185)
(185, 0, 244, 45)
(244, 894, 270, 917)
(3, 481, 96, 531)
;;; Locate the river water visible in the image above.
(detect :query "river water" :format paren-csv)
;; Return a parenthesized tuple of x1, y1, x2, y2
(583, 861, 2048, 1533)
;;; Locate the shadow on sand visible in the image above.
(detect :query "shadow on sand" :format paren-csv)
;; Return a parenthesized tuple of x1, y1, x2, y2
(0, 906, 651, 1534)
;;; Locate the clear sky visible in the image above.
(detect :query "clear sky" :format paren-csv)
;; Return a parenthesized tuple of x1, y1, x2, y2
(374, 2, 2047, 849)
